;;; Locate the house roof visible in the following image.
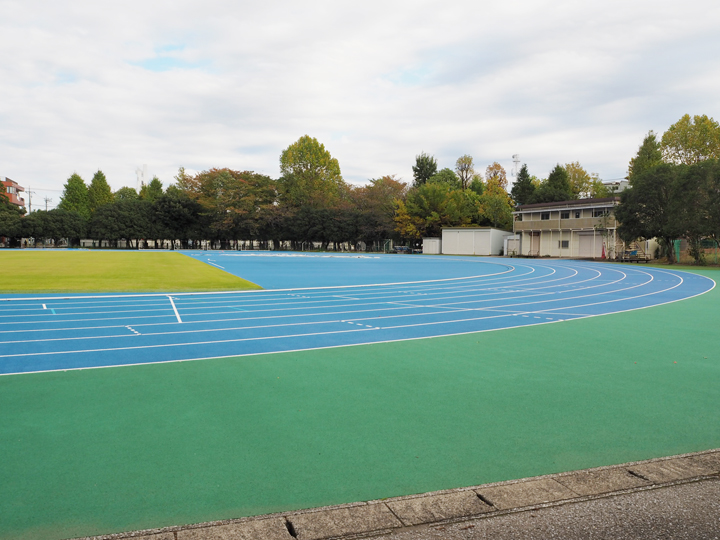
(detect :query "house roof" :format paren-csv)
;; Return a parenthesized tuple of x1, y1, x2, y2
(516, 197, 620, 211)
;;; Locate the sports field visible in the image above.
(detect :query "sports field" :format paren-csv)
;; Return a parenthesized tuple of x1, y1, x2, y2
(0, 251, 260, 293)
(1, 252, 719, 540)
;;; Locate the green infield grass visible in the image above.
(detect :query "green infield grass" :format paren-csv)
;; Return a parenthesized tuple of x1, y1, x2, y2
(0, 251, 261, 293)
(0, 269, 718, 540)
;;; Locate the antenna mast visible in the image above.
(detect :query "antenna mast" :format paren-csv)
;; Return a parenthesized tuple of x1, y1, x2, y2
(135, 164, 148, 192)
(511, 154, 520, 177)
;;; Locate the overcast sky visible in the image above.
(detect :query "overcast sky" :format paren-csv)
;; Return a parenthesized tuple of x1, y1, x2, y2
(2, 0, 719, 209)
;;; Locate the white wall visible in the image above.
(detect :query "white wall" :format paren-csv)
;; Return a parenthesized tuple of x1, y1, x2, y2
(441, 228, 512, 256)
(423, 237, 442, 254)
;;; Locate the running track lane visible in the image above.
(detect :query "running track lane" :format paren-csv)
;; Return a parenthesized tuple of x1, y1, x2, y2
(0, 260, 714, 375)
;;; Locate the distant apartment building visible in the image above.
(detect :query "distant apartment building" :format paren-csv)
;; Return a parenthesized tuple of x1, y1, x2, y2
(1, 176, 26, 208)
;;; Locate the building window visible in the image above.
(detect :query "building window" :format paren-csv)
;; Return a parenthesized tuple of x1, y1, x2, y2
(560, 211, 570, 219)
(515, 214, 523, 221)
(593, 209, 608, 217)
(541, 212, 550, 220)
(558, 240, 569, 249)
(575, 211, 581, 218)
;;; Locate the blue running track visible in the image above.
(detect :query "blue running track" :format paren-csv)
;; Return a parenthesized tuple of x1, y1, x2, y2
(0, 254, 714, 375)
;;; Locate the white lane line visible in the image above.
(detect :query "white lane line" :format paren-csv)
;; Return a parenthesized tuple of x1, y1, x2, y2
(0, 267, 516, 302)
(168, 296, 183, 323)
(0, 327, 379, 359)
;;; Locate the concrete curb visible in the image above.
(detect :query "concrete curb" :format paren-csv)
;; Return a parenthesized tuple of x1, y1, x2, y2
(76, 448, 720, 540)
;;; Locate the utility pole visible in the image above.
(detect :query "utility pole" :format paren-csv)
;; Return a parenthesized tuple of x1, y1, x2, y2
(26, 186, 36, 213)
(44, 197, 52, 211)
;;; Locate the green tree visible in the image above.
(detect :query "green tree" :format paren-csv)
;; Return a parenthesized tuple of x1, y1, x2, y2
(427, 168, 461, 190)
(114, 187, 139, 200)
(58, 173, 90, 220)
(704, 160, 720, 256)
(23, 209, 86, 247)
(90, 200, 152, 249)
(412, 152, 438, 187)
(564, 162, 595, 198)
(469, 175, 485, 196)
(394, 183, 475, 240)
(661, 114, 720, 165)
(0, 195, 24, 245)
(139, 176, 164, 202)
(153, 186, 204, 249)
(615, 164, 682, 263)
(510, 164, 535, 206)
(87, 170, 114, 214)
(628, 131, 662, 184)
(671, 162, 711, 264)
(479, 177, 513, 229)
(179, 168, 277, 247)
(455, 155, 474, 190)
(589, 179, 612, 198)
(529, 165, 574, 203)
(279, 135, 344, 208)
(351, 175, 407, 245)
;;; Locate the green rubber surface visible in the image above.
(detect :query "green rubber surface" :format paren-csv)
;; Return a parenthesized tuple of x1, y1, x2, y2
(1, 269, 719, 539)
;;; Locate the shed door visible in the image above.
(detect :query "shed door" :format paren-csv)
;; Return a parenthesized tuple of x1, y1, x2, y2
(578, 233, 600, 258)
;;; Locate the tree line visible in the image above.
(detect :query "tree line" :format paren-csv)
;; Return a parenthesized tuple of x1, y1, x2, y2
(3, 135, 603, 250)
(3, 113, 717, 256)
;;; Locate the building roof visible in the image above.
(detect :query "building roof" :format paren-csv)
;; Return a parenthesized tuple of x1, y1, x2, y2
(516, 197, 620, 211)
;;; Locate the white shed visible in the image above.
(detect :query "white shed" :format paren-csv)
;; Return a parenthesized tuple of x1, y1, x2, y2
(422, 237, 442, 254)
(441, 227, 513, 256)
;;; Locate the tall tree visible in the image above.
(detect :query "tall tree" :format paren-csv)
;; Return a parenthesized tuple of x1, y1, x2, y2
(279, 135, 343, 208)
(87, 170, 114, 214)
(351, 175, 407, 245)
(510, 164, 535, 206)
(58, 173, 90, 220)
(0, 195, 24, 245)
(628, 131, 662, 184)
(139, 176, 164, 202)
(153, 186, 204, 249)
(427, 168, 461, 190)
(615, 164, 682, 263)
(661, 114, 720, 165)
(485, 162, 507, 190)
(412, 152, 438, 187)
(469, 175, 485, 196)
(529, 165, 574, 203)
(564, 162, 595, 198)
(455, 155, 474, 190)
(395, 183, 475, 240)
(114, 187, 139, 200)
(478, 180, 513, 230)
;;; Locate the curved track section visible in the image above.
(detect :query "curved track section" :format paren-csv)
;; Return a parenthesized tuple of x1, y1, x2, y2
(0, 259, 714, 375)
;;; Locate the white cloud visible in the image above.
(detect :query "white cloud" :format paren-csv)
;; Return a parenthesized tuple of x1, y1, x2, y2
(1, 0, 719, 199)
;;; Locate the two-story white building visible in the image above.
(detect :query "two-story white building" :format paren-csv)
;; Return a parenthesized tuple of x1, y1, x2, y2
(511, 197, 622, 259)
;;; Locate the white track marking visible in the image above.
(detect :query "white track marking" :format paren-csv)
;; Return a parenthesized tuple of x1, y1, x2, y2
(0, 327, 379, 358)
(0, 272, 696, 347)
(0, 267, 515, 302)
(168, 296, 182, 323)
(0, 262, 715, 377)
